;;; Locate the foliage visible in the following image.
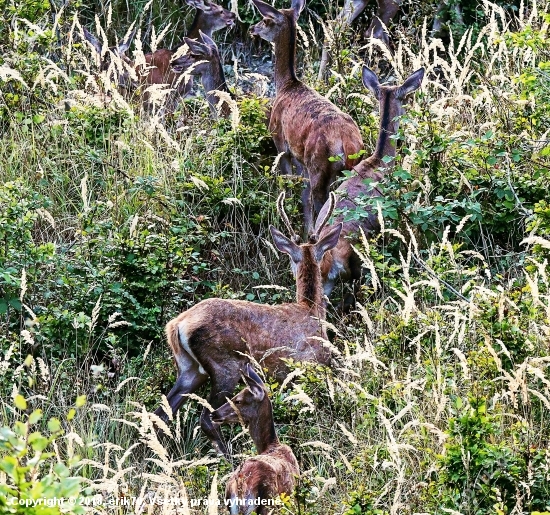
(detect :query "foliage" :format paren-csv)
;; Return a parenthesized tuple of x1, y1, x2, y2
(0, 386, 86, 515)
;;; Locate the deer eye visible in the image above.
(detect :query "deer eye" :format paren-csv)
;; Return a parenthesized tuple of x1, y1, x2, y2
(234, 400, 241, 405)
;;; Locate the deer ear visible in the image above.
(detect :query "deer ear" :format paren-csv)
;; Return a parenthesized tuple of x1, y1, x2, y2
(117, 25, 137, 55)
(362, 66, 380, 100)
(245, 364, 264, 386)
(313, 223, 342, 261)
(198, 30, 216, 49)
(291, 0, 306, 18)
(270, 225, 302, 263)
(398, 68, 424, 98)
(82, 27, 102, 55)
(243, 372, 265, 401)
(184, 37, 209, 56)
(252, 0, 283, 20)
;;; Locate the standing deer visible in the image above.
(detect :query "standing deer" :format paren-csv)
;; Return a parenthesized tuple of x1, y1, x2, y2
(211, 364, 299, 514)
(82, 0, 235, 109)
(318, 0, 403, 81)
(250, 0, 364, 234)
(316, 66, 424, 307)
(154, 192, 342, 456)
(172, 31, 232, 118)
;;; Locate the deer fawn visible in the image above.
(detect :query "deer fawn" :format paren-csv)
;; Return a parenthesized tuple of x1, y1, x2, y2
(142, 0, 235, 109)
(82, 0, 235, 110)
(154, 192, 342, 456)
(315, 66, 425, 308)
(250, 0, 364, 234)
(172, 31, 232, 118)
(211, 364, 299, 514)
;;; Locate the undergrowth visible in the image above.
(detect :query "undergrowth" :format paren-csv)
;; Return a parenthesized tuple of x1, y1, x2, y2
(1, 0, 550, 513)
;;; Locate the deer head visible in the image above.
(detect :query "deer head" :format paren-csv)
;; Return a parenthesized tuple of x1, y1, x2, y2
(172, 31, 218, 74)
(82, 25, 137, 93)
(210, 364, 268, 426)
(185, 0, 236, 38)
(249, 0, 305, 42)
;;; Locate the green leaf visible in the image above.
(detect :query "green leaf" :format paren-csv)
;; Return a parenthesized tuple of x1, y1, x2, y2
(75, 395, 86, 408)
(47, 417, 61, 433)
(14, 394, 27, 410)
(28, 409, 43, 425)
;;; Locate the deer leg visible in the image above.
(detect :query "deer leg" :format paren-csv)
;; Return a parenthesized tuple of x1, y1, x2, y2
(366, 0, 402, 47)
(154, 353, 208, 422)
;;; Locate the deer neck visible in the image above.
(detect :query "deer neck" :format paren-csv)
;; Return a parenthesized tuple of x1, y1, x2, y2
(187, 13, 209, 40)
(248, 400, 279, 454)
(373, 94, 401, 163)
(201, 60, 230, 117)
(201, 60, 228, 95)
(273, 16, 299, 93)
(295, 250, 326, 318)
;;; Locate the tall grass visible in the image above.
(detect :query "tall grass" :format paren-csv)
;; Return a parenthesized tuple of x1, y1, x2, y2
(1, 0, 550, 513)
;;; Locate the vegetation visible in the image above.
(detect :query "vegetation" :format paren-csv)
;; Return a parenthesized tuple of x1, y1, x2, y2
(1, 0, 550, 513)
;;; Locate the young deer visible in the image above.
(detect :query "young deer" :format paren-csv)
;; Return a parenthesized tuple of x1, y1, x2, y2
(250, 0, 364, 234)
(82, 0, 235, 109)
(316, 66, 424, 306)
(154, 192, 342, 456)
(172, 31, 232, 118)
(142, 0, 235, 106)
(211, 364, 299, 514)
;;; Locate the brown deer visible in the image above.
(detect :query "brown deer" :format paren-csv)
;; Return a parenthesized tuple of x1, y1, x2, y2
(142, 0, 236, 107)
(250, 0, 364, 234)
(211, 364, 299, 514)
(82, 0, 235, 109)
(172, 31, 232, 118)
(154, 192, 342, 456)
(316, 66, 424, 308)
(318, 0, 402, 80)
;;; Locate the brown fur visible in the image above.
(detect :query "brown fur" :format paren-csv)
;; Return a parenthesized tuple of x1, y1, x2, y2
(250, 0, 363, 232)
(154, 204, 342, 457)
(316, 67, 425, 306)
(211, 365, 299, 514)
(172, 32, 232, 118)
(83, 0, 234, 111)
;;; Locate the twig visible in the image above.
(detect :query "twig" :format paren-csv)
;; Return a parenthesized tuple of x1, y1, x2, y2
(410, 253, 471, 303)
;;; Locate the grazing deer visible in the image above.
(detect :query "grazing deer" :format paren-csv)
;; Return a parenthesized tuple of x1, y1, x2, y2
(82, 0, 235, 109)
(172, 31, 232, 118)
(211, 364, 299, 514)
(318, 0, 402, 80)
(250, 0, 364, 234)
(315, 66, 424, 308)
(154, 192, 342, 456)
